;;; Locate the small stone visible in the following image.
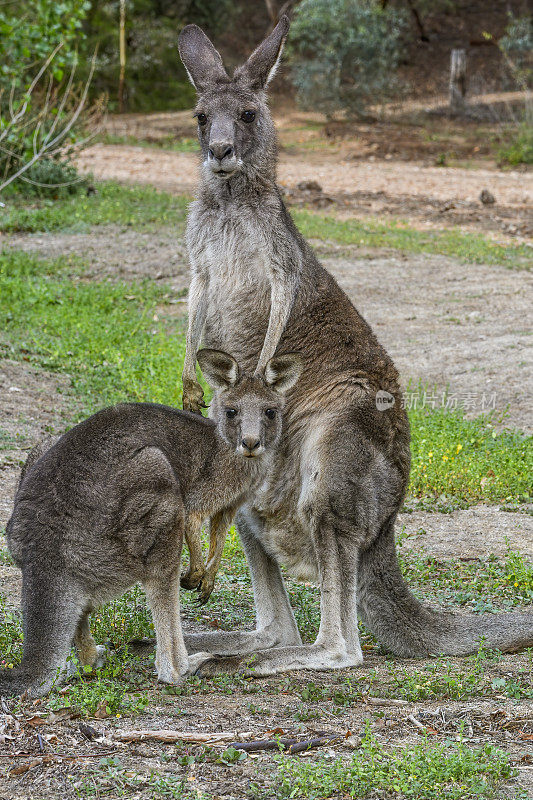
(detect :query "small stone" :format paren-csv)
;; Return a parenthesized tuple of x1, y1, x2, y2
(480, 189, 495, 205)
(297, 180, 323, 192)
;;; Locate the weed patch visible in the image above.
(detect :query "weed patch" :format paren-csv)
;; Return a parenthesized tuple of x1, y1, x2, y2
(273, 730, 517, 799)
(409, 403, 531, 506)
(0, 181, 189, 233)
(399, 544, 533, 610)
(293, 209, 533, 269)
(0, 592, 22, 668)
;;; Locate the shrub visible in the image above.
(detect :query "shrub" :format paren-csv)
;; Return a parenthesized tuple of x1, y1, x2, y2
(289, 0, 407, 118)
(498, 124, 533, 166)
(14, 158, 88, 199)
(0, 1, 97, 197)
(499, 13, 533, 86)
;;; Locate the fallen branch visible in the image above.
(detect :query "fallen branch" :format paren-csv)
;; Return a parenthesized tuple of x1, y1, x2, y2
(226, 734, 340, 754)
(363, 695, 408, 707)
(407, 714, 427, 732)
(113, 729, 252, 745)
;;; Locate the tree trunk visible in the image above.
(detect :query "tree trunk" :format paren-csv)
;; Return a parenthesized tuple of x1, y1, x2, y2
(264, 0, 278, 23)
(449, 48, 467, 113)
(118, 0, 126, 113)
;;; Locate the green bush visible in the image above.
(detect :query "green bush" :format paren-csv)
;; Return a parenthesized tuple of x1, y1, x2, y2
(14, 158, 88, 199)
(498, 124, 533, 166)
(289, 0, 407, 117)
(0, 1, 93, 195)
(499, 13, 533, 85)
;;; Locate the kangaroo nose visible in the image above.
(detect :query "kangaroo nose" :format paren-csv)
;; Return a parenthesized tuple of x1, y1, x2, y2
(208, 143, 234, 161)
(241, 437, 260, 452)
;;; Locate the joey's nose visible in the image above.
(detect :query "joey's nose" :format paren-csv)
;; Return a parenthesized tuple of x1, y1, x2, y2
(241, 437, 260, 452)
(208, 143, 234, 161)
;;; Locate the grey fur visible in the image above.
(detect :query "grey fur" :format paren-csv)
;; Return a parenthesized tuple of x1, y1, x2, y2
(0, 351, 301, 697)
(178, 20, 533, 676)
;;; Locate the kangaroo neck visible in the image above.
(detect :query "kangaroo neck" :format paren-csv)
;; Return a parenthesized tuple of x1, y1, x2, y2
(216, 444, 269, 497)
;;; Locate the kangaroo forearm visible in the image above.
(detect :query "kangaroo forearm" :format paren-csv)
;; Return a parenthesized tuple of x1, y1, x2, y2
(183, 274, 209, 380)
(255, 275, 298, 372)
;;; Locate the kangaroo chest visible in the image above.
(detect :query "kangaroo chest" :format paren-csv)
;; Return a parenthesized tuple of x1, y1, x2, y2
(188, 204, 273, 365)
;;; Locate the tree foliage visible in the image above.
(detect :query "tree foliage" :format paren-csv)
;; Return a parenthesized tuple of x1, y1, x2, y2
(0, 1, 90, 91)
(83, 0, 234, 112)
(289, 0, 407, 117)
(0, 1, 94, 196)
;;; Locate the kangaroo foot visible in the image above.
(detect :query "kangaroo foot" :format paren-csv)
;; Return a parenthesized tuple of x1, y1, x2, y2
(195, 645, 364, 677)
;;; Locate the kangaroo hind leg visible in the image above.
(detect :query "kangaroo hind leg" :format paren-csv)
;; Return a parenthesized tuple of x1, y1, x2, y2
(0, 567, 86, 697)
(75, 606, 107, 671)
(144, 570, 211, 684)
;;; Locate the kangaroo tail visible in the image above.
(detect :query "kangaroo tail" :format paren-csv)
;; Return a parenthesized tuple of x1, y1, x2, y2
(0, 566, 84, 698)
(357, 518, 533, 657)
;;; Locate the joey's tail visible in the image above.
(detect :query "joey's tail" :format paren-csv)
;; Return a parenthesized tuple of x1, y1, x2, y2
(0, 566, 83, 698)
(357, 518, 533, 657)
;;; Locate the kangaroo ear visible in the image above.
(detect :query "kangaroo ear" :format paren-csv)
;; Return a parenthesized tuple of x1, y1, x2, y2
(178, 24, 229, 92)
(234, 15, 290, 90)
(264, 352, 303, 394)
(197, 349, 240, 390)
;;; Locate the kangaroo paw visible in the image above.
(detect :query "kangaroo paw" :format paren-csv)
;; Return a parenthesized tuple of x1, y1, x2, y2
(197, 573, 215, 605)
(182, 379, 207, 415)
(181, 566, 205, 590)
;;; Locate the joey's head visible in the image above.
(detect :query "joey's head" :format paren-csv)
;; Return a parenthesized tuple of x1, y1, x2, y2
(197, 349, 302, 459)
(178, 17, 289, 183)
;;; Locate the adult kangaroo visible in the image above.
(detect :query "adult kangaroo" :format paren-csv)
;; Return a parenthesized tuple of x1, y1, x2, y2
(178, 17, 533, 674)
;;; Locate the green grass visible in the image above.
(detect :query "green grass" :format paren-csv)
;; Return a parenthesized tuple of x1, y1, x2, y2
(293, 209, 533, 269)
(0, 181, 189, 234)
(399, 541, 533, 610)
(498, 123, 533, 166)
(0, 247, 530, 504)
(0, 249, 186, 414)
(273, 729, 517, 800)
(102, 133, 200, 152)
(409, 403, 531, 507)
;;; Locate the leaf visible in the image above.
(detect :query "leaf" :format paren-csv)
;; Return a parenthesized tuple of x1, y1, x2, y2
(25, 715, 47, 728)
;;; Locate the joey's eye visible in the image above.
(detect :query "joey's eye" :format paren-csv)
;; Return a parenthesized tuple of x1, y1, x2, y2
(226, 408, 237, 419)
(241, 110, 256, 123)
(197, 113, 207, 126)
(265, 408, 276, 420)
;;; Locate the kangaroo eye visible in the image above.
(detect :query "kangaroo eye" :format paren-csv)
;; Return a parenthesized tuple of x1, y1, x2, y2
(226, 408, 237, 419)
(265, 408, 276, 420)
(196, 112, 208, 126)
(241, 110, 256, 123)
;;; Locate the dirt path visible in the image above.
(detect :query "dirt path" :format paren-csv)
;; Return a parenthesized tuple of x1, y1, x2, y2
(76, 143, 533, 241)
(78, 141, 532, 206)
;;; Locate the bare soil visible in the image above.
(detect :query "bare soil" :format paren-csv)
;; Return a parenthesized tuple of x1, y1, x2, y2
(0, 654, 532, 799)
(76, 141, 532, 241)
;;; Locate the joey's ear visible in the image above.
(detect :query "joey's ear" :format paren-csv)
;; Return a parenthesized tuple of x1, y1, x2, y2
(264, 352, 303, 394)
(197, 349, 240, 390)
(178, 24, 229, 92)
(234, 15, 290, 90)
